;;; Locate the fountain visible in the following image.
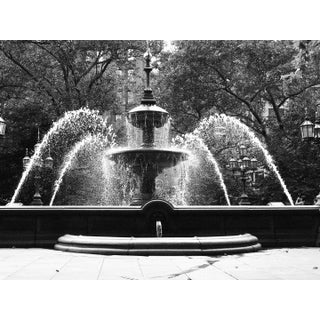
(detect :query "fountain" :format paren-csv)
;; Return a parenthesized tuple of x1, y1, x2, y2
(0, 49, 319, 254)
(54, 50, 261, 254)
(107, 49, 189, 206)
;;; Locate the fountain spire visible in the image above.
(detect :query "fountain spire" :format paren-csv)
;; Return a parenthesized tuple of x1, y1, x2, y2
(141, 47, 156, 105)
(127, 46, 169, 148)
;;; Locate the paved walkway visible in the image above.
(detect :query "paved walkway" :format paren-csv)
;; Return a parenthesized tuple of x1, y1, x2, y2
(0, 247, 320, 280)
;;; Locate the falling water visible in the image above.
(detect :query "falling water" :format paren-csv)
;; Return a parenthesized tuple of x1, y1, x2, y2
(177, 160, 189, 205)
(10, 108, 109, 205)
(198, 114, 294, 206)
(50, 131, 115, 206)
(175, 133, 231, 206)
(194, 135, 231, 206)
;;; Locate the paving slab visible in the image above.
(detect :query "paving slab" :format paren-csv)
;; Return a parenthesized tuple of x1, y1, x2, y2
(4, 258, 72, 280)
(52, 256, 104, 280)
(99, 257, 143, 280)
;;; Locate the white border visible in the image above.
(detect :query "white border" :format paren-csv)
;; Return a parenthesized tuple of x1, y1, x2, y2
(1, 0, 320, 39)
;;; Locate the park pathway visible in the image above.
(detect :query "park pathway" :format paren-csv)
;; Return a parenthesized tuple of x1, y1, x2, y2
(0, 247, 320, 280)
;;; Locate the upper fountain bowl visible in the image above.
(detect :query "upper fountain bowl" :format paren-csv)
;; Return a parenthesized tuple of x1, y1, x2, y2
(128, 104, 169, 129)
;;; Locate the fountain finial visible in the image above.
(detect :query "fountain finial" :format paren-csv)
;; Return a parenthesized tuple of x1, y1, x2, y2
(141, 46, 156, 105)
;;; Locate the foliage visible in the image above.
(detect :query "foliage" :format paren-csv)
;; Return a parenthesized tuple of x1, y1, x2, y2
(158, 41, 320, 136)
(156, 40, 320, 204)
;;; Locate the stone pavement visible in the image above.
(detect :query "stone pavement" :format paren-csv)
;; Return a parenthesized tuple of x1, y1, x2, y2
(0, 247, 320, 280)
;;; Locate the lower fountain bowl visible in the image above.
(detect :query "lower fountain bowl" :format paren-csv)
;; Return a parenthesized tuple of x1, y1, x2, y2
(107, 147, 189, 174)
(54, 233, 261, 256)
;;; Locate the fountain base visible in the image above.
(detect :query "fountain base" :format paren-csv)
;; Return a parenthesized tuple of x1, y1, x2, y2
(1, 203, 319, 249)
(54, 233, 261, 256)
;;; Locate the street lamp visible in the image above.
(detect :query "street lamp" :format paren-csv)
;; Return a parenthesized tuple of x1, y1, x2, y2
(0, 115, 6, 205)
(300, 109, 320, 204)
(239, 145, 246, 157)
(0, 116, 6, 136)
(24, 129, 54, 205)
(23, 148, 31, 170)
(300, 117, 315, 140)
(0, 116, 7, 154)
(300, 106, 320, 141)
(228, 145, 259, 205)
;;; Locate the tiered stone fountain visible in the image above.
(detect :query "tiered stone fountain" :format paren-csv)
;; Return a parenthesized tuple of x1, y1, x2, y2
(54, 51, 261, 255)
(108, 49, 188, 206)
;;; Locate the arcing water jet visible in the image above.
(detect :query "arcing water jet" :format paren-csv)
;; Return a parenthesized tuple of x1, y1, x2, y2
(50, 130, 115, 206)
(10, 108, 110, 205)
(196, 114, 294, 206)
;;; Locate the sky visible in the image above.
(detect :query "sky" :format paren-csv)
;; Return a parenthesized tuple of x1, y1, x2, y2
(1, 0, 319, 40)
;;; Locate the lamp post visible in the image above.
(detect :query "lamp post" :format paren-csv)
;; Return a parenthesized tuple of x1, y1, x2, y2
(0, 116, 7, 152)
(0, 116, 6, 137)
(228, 145, 259, 205)
(0, 115, 6, 205)
(300, 117, 319, 141)
(300, 102, 320, 141)
(300, 109, 320, 204)
(23, 129, 53, 206)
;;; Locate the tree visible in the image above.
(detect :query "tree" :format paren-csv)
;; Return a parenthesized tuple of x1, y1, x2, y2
(158, 41, 320, 139)
(157, 41, 320, 204)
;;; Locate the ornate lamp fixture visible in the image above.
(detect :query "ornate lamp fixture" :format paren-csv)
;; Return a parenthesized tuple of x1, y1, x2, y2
(0, 115, 7, 153)
(300, 106, 320, 141)
(300, 117, 315, 140)
(44, 146, 53, 169)
(23, 148, 31, 170)
(0, 116, 6, 136)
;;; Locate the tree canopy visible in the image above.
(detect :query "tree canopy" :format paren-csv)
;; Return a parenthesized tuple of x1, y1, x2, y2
(157, 40, 320, 204)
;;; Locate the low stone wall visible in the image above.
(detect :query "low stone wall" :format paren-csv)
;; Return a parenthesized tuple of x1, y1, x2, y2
(0, 203, 319, 248)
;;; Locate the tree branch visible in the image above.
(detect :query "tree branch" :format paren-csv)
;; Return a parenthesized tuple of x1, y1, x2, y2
(278, 82, 320, 108)
(87, 58, 113, 92)
(265, 87, 284, 130)
(0, 48, 59, 106)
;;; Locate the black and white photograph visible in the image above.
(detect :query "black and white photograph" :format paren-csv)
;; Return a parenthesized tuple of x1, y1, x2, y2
(0, 1, 319, 319)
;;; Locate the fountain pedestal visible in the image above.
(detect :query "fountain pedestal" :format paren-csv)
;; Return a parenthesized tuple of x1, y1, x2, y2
(30, 171, 43, 206)
(132, 170, 156, 205)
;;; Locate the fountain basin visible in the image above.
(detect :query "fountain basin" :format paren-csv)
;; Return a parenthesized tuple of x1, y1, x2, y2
(54, 233, 261, 256)
(0, 202, 319, 249)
